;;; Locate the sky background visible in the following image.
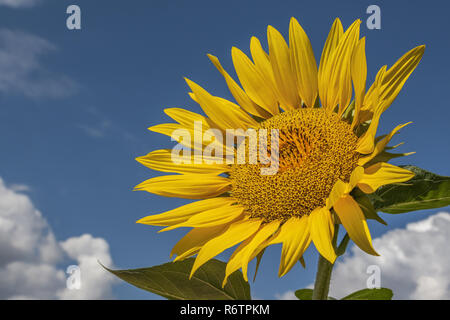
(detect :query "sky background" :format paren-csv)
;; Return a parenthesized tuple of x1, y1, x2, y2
(0, 0, 449, 299)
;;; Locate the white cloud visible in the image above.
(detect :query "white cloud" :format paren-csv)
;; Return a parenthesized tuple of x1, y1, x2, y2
(329, 212, 450, 299)
(276, 213, 450, 300)
(58, 235, 116, 299)
(0, 177, 117, 299)
(0, 29, 77, 98)
(0, 0, 41, 8)
(275, 290, 297, 300)
(8, 184, 31, 192)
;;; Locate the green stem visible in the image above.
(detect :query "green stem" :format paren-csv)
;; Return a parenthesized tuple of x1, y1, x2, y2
(311, 253, 334, 300)
(311, 224, 339, 300)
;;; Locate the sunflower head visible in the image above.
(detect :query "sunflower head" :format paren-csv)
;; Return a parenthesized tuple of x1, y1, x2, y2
(231, 108, 359, 222)
(136, 17, 424, 286)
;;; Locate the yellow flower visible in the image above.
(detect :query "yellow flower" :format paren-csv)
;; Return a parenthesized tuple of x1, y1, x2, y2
(135, 17, 424, 286)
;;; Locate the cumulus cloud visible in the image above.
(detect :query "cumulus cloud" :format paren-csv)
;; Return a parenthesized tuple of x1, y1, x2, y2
(58, 235, 116, 299)
(0, 29, 77, 98)
(0, 177, 117, 299)
(275, 290, 297, 300)
(275, 212, 450, 300)
(8, 184, 31, 192)
(0, 0, 41, 8)
(329, 212, 450, 299)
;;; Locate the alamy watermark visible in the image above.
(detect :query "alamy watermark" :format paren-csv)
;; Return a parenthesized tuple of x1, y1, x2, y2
(170, 121, 280, 175)
(366, 264, 381, 289)
(366, 5, 381, 30)
(66, 265, 81, 290)
(66, 5, 81, 30)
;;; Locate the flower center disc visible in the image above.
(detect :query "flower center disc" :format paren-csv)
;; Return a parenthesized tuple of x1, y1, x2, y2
(230, 108, 360, 222)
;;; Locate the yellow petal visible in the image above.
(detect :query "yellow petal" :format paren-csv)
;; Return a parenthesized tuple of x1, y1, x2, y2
(318, 18, 344, 95)
(224, 220, 280, 285)
(134, 174, 231, 199)
(250, 37, 276, 84)
(250, 35, 295, 111)
(269, 216, 311, 277)
(223, 235, 256, 287)
(164, 107, 221, 135)
(161, 204, 245, 231)
(357, 162, 415, 193)
(326, 179, 347, 209)
(358, 122, 412, 166)
(351, 37, 367, 128)
(357, 109, 382, 154)
(362, 65, 387, 115)
(267, 25, 300, 110)
(152, 116, 233, 159)
(334, 195, 378, 256)
(325, 166, 364, 210)
(232, 46, 279, 115)
(185, 78, 258, 130)
(148, 123, 186, 139)
(188, 92, 199, 103)
(190, 219, 262, 278)
(171, 224, 229, 261)
(364, 46, 425, 113)
(349, 166, 365, 189)
(328, 20, 361, 115)
(356, 68, 386, 154)
(137, 197, 237, 226)
(318, 18, 346, 110)
(320, 19, 361, 113)
(164, 108, 212, 129)
(309, 207, 336, 263)
(207, 54, 271, 119)
(136, 149, 228, 175)
(289, 17, 319, 108)
(380, 46, 425, 111)
(249, 36, 289, 111)
(149, 122, 223, 152)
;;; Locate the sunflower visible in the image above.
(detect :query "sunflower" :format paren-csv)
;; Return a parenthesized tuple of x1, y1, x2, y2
(135, 17, 424, 286)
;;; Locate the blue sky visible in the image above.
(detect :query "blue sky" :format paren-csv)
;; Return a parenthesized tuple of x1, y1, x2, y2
(0, 0, 448, 299)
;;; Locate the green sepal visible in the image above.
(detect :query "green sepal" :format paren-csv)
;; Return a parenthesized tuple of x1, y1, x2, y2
(352, 189, 387, 225)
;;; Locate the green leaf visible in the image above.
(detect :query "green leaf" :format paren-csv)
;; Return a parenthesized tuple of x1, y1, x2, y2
(103, 258, 251, 300)
(294, 289, 336, 300)
(369, 166, 450, 214)
(342, 288, 393, 300)
(295, 289, 313, 300)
